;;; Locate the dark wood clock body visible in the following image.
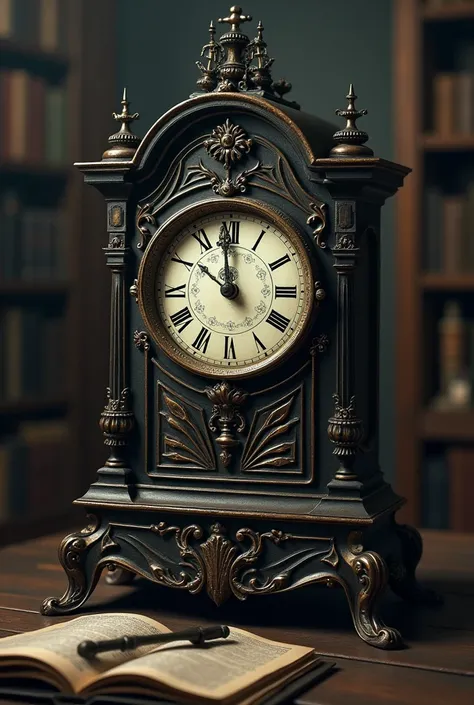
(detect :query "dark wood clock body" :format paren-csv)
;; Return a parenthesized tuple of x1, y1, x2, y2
(41, 64, 437, 648)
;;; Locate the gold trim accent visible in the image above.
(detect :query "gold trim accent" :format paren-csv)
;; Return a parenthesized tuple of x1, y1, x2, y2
(137, 198, 315, 379)
(73, 497, 405, 525)
(132, 93, 317, 167)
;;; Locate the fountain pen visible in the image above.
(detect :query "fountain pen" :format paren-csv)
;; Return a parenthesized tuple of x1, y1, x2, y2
(77, 624, 230, 659)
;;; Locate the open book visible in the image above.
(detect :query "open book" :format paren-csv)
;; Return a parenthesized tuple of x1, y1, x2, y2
(0, 613, 324, 704)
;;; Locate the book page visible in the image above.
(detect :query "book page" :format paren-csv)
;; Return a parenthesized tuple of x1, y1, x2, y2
(0, 613, 169, 693)
(83, 626, 314, 701)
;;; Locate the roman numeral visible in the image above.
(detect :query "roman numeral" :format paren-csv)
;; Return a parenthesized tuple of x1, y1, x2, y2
(252, 332, 267, 353)
(224, 336, 236, 359)
(252, 229, 266, 252)
(275, 285, 297, 298)
(169, 306, 193, 333)
(171, 253, 194, 270)
(192, 228, 212, 253)
(222, 220, 240, 244)
(192, 326, 211, 354)
(266, 309, 290, 333)
(269, 253, 291, 271)
(164, 283, 186, 298)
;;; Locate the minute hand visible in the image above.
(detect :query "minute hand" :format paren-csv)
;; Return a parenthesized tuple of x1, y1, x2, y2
(217, 225, 239, 300)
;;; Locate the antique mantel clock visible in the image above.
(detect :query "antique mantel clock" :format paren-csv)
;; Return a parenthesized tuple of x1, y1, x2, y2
(42, 7, 436, 648)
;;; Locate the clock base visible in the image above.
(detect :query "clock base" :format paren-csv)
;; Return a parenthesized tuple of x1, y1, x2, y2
(41, 508, 440, 649)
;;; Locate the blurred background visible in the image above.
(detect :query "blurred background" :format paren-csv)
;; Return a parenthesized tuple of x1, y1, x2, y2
(0, 0, 473, 546)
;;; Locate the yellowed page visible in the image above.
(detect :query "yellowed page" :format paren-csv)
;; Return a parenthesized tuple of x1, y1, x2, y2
(0, 612, 170, 693)
(82, 626, 314, 701)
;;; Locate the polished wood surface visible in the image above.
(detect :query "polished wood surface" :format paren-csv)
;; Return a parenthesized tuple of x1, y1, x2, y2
(0, 529, 473, 703)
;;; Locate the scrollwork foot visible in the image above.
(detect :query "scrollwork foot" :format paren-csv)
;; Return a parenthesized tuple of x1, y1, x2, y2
(41, 516, 104, 615)
(105, 565, 136, 586)
(348, 550, 404, 649)
(390, 524, 442, 606)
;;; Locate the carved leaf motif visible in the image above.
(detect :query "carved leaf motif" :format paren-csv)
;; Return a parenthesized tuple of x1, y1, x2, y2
(160, 390, 215, 470)
(241, 395, 298, 471)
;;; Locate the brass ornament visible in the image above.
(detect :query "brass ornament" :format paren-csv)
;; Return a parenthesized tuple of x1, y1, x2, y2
(99, 387, 135, 450)
(347, 550, 403, 649)
(327, 394, 364, 481)
(307, 202, 328, 248)
(160, 386, 216, 470)
(205, 382, 248, 467)
(330, 84, 373, 158)
(102, 87, 140, 160)
(136, 203, 157, 250)
(310, 334, 329, 356)
(133, 330, 150, 351)
(41, 516, 103, 615)
(129, 279, 138, 300)
(205, 119, 252, 167)
(241, 393, 298, 471)
(199, 523, 239, 605)
(194, 7, 297, 106)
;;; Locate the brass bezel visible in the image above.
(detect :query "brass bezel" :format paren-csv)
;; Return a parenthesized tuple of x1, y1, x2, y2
(137, 198, 315, 379)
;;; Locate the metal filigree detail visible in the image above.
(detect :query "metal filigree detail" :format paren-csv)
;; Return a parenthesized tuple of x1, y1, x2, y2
(133, 330, 150, 351)
(136, 202, 157, 250)
(41, 516, 103, 615)
(187, 158, 274, 198)
(241, 393, 298, 471)
(307, 202, 328, 248)
(199, 524, 239, 605)
(160, 388, 216, 469)
(230, 528, 290, 597)
(334, 235, 356, 250)
(327, 393, 364, 480)
(196, 21, 224, 92)
(147, 523, 205, 593)
(108, 236, 124, 248)
(101, 526, 119, 552)
(205, 382, 248, 466)
(204, 119, 252, 168)
(99, 388, 134, 448)
(310, 334, 329, 356)
(348, 550, 403, 649)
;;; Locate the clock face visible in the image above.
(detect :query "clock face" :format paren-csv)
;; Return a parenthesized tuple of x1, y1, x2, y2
(138, 200, 314, 378)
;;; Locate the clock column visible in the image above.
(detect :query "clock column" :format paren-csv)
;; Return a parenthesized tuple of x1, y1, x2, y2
(75, 89, 139, 503)
(316, 86, 410, 514)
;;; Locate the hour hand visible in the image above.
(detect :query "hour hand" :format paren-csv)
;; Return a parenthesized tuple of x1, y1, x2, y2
(198, 263, 221, 285)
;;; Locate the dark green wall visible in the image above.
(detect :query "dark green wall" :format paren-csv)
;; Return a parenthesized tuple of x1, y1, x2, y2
(117, 0, 396, 482)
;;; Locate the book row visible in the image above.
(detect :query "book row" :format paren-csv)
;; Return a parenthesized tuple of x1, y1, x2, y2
(0, 307, 66, 403)
(0, 69, 67, 165)
(0, 192, 68, 281)
(422, 446, 474, 532)
(0, 420, 70, 521)
(431, 301, 474, 411)
(0, 0, 68, 53)
(433, 72, 474, 135)
(424, 183, 474, 272)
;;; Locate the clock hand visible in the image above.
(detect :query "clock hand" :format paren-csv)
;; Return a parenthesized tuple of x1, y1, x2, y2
(198, 263, 221, 285)
(217, 224, 239, 300)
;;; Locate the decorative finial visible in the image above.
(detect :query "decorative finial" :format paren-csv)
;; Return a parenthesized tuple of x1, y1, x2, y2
(218, 6, 252, 32)
(330, 84, 373, 157)
(246, 20, 274, 91)
(102, 87, 140, 160)
(196, 20, 223, 92)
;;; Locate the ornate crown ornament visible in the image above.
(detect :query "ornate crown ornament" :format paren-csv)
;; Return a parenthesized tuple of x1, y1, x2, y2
(193, 5, 299, 109)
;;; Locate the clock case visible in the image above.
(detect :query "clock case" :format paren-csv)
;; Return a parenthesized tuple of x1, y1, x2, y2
(42, 14, 437, 649)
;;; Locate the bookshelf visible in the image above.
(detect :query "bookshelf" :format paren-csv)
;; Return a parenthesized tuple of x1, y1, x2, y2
(395, 0, 474, 532)
(0, 0, 116, 546)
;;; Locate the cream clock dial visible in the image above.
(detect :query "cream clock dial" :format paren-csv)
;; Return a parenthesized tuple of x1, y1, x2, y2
(138, 200, 314, 378)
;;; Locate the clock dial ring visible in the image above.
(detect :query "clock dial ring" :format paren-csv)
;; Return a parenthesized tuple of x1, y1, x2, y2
(137, 198, 315, 378)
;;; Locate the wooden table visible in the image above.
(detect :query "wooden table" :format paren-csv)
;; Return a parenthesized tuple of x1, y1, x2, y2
(0, 528, 473, 704)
